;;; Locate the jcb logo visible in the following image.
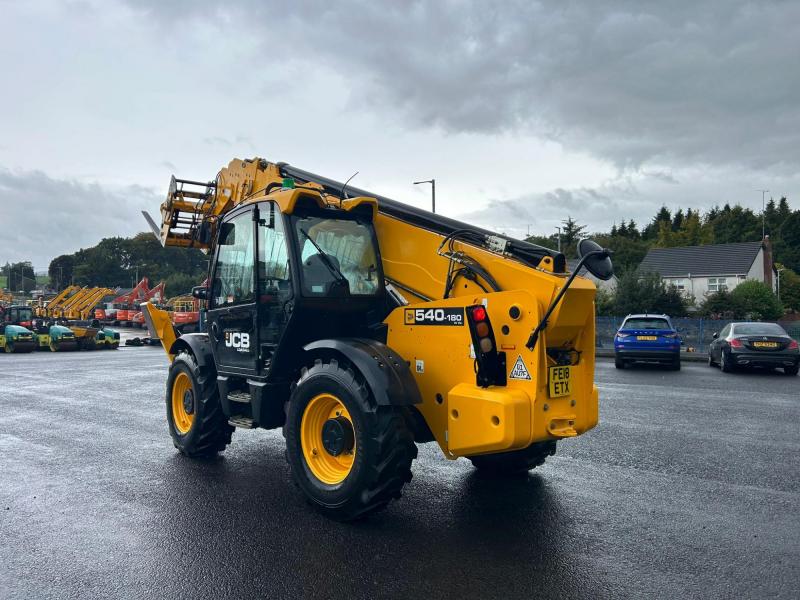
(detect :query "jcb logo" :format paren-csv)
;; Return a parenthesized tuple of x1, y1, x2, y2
(225, 331, 250, 352)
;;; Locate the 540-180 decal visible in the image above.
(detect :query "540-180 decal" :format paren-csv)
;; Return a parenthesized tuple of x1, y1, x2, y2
(404, 307, 465, 326)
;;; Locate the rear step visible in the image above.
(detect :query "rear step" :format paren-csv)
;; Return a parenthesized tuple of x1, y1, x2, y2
(227, 391, 251, 404)
(228, 416, 255, 429)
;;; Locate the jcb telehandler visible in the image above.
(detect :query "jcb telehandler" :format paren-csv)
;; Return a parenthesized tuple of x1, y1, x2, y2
(143, 157, 613, 521)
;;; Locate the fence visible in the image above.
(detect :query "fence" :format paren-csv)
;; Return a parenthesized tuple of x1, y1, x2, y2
(596, 317, 800, 352)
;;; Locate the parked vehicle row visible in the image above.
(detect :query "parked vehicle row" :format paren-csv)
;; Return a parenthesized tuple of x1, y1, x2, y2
(612, 314, 798, 376)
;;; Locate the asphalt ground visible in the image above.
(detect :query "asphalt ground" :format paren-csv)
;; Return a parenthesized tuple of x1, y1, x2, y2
(1, 344, 798, 599)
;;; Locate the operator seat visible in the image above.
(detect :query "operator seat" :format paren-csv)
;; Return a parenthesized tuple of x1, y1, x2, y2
(302, 253, 343, 295)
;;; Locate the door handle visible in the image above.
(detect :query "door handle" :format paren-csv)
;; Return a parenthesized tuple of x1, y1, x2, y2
(211, 321, 219, 341)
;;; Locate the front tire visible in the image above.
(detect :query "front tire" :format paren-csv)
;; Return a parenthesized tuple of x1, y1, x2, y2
(166, 352, 233, 457)
(284, 358, 417, 521)
(469, 441, 557, 476)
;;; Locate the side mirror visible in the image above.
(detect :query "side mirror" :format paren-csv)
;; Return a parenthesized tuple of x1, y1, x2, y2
(712, 332, 719, 339)
(192, 286, 208, 300)
(577, 239, 614, 281)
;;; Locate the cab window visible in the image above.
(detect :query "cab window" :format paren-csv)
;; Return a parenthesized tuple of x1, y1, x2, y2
(258, 203, 290, 288)
(294, 216, 380, 297)
(212, 211, 255, 307)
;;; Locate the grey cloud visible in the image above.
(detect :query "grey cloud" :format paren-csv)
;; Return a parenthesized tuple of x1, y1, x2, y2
(128, 1, 800, 173)
(0, 167, 160, 268)
(203, 136, 232, 147)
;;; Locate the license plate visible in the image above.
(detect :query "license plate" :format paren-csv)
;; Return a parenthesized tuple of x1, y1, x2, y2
(548, 366, 571, 398)
(637, 335, 657, 341)
(752, 341, 778, 348)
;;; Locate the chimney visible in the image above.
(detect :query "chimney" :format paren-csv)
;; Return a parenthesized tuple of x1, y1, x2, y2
(763, 235, 773, 289)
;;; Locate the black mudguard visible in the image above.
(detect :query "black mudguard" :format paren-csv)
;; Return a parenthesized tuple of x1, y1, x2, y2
(169, 333, 214, 370)
(304, 338, 422, 406)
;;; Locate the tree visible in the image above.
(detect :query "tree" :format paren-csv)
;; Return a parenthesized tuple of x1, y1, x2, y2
(776, 266, 800, 312)
(698, 290, 741, 319)
(560, 216, 587, 256)
(593, 234, 649, 274)
(612, 271, 688, 317)
(48, 254, 75, 290)
(595, 289, 615, 316)
(671, 209, 685, 232)
(643, 206, 671, 240)
(46, 232, 208, 291)
(729, 280, 783, 320)
(165, 273, 200, 296)
(710, 205, 760, 244)
(3, 261, 36, 292)
(778, 212, 800, 273)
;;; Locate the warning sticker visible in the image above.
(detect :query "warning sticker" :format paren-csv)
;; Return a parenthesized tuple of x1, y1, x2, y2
(509, 355, 532, 380)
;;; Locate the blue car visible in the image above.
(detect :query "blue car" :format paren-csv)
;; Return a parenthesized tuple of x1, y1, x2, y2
(614, 314, 681, 370)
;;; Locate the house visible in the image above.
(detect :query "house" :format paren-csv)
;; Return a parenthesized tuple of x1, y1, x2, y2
(567, 259, 618, 292)
(638, 238, 776, 304)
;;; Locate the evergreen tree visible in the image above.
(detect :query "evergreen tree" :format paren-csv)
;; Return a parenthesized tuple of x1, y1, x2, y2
(671, 209, 685, 232)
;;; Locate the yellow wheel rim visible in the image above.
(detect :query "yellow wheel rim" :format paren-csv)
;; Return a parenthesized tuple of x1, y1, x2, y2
(171, 372, 195, 435)
(300, 393, 356, 485)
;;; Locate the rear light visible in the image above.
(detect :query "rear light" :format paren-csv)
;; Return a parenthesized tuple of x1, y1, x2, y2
(789, 340, 799, 350)
(616, 333, 629, 339)
(471, 306, 487, 322)
(466, 304, 505, 387)
(663, 333, 678, 338)
(730, 338, 743, 348)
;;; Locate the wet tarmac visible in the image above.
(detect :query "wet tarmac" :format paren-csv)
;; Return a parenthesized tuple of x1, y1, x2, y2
(1, 347, 798, 599)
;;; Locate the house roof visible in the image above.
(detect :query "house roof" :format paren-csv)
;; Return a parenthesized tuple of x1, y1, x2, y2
(638, 241, 763, 277)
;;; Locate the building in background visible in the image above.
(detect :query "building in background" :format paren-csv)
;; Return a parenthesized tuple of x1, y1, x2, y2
(638, 238, 776, 304)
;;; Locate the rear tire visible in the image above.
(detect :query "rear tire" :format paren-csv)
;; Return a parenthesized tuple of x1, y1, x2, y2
(721, 350, 735, 373)
(670, 357, 681, 371)
(708, 352, 715, 367)
(614, 357, 625, 369)
(284, 358, 417, 521)
(469, 441, 557, 476)
(785, 365, 799, 376)
(166, 352, 234, 457)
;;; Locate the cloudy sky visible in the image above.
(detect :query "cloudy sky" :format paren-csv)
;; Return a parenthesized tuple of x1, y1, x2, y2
(2, 0, 798, 270)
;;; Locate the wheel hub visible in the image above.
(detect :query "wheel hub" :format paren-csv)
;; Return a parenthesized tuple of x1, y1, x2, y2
(183, 389, 194, 415)
(321, 416, 355, 457)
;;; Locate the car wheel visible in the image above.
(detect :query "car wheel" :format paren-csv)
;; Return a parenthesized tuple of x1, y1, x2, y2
(707, 352, 715, 367)
(785, 365, 799, 376)
(614, 357, 625, 369)
(721, 350, 735, 373)
(671, 357, 681, 371)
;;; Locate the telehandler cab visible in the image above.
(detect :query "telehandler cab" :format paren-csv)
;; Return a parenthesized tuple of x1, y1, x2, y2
(143, 157, 613, 520)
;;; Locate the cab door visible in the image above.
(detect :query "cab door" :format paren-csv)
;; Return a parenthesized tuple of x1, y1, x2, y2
(207, 206, 259, 375)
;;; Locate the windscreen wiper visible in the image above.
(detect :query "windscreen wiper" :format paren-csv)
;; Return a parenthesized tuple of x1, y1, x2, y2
(299, 228, 348, 284)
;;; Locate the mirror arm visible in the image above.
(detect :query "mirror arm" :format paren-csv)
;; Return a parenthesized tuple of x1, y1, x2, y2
(526, 249, 609, 351)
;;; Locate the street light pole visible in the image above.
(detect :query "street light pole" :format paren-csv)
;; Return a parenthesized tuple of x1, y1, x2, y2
(777, 267, 785, 301)
(757, 189, 769, 238)
(413, 179, 436, 213)
(555, 227, 562, 253)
